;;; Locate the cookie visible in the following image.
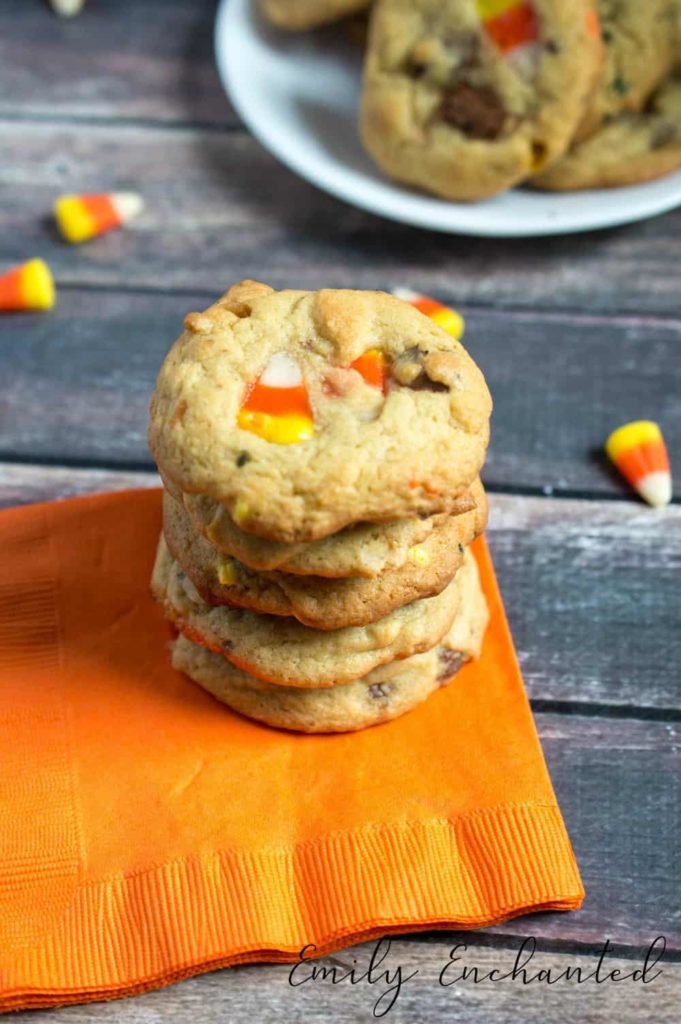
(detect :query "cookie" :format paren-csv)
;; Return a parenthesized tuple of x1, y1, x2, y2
(171, 545, 489, 732)
(152, 535, 470, 687)
(534, 71, 681, 190)
(162, 482, 487, 629)
(148, 280, 491, 543)
(573, 0, 679, 142)
(183, 489, 471, 578)
(262, 0, 371, 31)
(360, 0, 603, 200)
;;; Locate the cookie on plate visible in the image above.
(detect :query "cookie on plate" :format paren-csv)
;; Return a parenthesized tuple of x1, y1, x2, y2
(261, 0, 371, 31)
(534, 70, 681, 190)
(171, 543, 488, 732)
(360, 0, 603, 200)
(148, 281, 491, 543)
(152, 536, 469, 687)
(573, 0, 679, 142)
(163, 481, 487, 629)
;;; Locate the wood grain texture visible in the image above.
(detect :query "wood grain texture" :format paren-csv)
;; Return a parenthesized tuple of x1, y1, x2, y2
(489, 713, 680, 947)
(0, 462, 160, 507)
(1, 468, 679, 713)
(2, 120, 681, 315)
(488, 495, 681, 713)
(1, 288, 679, 497)
(0, 0, 235, 126)
(15, 944, 681, 1024)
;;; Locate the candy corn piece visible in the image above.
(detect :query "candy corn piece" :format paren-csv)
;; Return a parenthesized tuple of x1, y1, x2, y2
(0, 259, 55, 313)
(476, 0, 539, 52)
(605, 421, 672, 508)
(392, 287, 465, 340)
(350, 349, 387, 392)
(476, 0, 540, 76)
(238, 353, 314, 444)
(54, 193, 143, 244)
(49, 0, 86, 16)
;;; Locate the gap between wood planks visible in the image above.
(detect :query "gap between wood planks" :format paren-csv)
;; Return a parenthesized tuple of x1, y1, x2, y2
(0, 452, 677, 508)
(402, 931, 681, 963)
(0, 110, 243, 134)
(3, 117, 681, 325)
(21, 279, 681, 333)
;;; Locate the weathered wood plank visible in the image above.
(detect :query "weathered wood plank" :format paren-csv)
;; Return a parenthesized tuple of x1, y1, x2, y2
(0, 0, 236, 127)
(15, 943, 681, 1023)
(0, 462, 159, 507)
(2, 121, 681, 315)
(488, 494, 681, 713)
(2, 468, 679, 711)
(489, 713, 680, 947)
(1, 287, 679, 497)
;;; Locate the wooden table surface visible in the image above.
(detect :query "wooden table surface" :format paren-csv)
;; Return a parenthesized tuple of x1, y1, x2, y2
(1, 1, 680, 1020)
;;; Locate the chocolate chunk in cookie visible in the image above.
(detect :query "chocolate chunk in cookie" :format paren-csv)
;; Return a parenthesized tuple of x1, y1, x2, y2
(438, 83, 509, 140)
(368, 683, 394, 700)
(437, 650, 466, 684)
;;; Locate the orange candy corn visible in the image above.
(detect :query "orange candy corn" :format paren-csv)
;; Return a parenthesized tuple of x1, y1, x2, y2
(238, 353, 314, 445)
(0, 259, 55, 313)
(605, 421, 672, 508)
(54, 192, 143, 244)
(392, 287, 465, 340)
(350, 349, 387, 392)
(477, 0, 538, 54)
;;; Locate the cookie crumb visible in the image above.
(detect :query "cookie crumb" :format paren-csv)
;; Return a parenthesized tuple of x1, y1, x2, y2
(184, 312, 213, 335)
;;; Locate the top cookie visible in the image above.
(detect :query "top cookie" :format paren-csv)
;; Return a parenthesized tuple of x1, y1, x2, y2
(149, 281, 492, 543)
(361, 0, 603, 200)
(262, 0, 371, 30)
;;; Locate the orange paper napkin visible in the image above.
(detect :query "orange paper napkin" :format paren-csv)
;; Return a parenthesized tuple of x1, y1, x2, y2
(0, 489, 583, 1011)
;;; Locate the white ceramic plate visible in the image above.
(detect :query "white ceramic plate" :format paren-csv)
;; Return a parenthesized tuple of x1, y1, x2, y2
(215, 0, 681, 237)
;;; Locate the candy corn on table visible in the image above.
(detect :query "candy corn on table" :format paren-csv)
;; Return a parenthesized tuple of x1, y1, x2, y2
(0, 1, 679, 1021)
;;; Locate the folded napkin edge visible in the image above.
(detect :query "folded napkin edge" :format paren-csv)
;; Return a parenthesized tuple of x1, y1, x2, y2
(2, 800, 583, 1010)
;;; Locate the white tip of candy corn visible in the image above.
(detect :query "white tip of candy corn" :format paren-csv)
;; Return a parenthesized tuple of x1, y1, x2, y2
(391, 287, 420, 302)
(259, 352, 303, 388)
(110, 192, 144, 224)
(637, 472, 672, 509)
(49, 0, 86, 17)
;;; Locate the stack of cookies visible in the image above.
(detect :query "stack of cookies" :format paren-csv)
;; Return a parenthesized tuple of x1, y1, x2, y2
(263, 0, 681, 199)
(149, 280, 492, 733)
